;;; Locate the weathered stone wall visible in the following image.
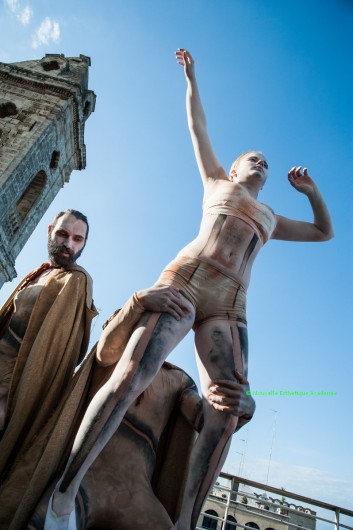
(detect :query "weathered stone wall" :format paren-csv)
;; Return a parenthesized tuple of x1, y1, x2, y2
(0, 54, 96, 288)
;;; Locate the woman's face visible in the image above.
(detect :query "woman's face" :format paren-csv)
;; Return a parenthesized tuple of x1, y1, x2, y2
(230, 152, 268, 187)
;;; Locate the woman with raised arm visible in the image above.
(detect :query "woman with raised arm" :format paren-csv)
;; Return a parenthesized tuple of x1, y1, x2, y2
(44, 49, 333, 530)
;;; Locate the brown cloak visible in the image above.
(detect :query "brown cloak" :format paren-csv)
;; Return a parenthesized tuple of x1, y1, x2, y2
(3, 299, 197, 529)
(0, 265, 97, 529)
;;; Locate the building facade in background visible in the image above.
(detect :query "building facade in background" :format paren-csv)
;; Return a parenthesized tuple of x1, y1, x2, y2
(0, 53, 96, 288)
(198, 474, 316, 530)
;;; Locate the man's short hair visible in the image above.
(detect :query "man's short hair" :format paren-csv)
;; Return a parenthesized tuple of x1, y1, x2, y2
(51, 209, 89, 239)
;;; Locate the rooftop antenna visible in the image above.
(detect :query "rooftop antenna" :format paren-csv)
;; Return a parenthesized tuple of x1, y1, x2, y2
(239, 429, 248, 476)
(235, 451, 244, 476)
(266, 409, 278, 485)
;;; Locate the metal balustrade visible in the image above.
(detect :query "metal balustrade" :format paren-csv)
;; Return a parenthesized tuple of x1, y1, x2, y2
(196, 472, 353, 530)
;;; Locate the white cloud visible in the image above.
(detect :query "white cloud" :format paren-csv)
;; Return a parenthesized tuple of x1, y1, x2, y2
(18, 5, 33, 24)
(4, 0, 33, 25)
(31, 17, 60, 49)
(224, 456, 353, 509)
(4, 0, 20, 13)
(5, 0, 59, 47)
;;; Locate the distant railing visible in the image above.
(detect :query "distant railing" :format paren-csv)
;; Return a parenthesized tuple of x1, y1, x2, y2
(196, 472, 353, 530)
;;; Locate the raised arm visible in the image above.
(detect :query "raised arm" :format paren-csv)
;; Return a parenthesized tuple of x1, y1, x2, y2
(272, 166, 334, 242)
(176, 48, 227, 185)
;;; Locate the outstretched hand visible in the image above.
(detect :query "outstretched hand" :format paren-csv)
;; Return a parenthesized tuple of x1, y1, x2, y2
(175, 48, 195, 80)
(136, 284, 191, 320)
(288, 166, 317, 196)
(208, 370, 255, 420)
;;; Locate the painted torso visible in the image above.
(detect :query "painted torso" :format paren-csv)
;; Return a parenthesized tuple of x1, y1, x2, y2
(177, 180, 276, 289)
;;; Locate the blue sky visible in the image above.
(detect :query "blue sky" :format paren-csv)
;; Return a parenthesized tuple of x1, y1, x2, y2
(1, 0, 352, 512)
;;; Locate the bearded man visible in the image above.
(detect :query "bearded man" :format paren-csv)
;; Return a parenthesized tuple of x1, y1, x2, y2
(0, 209, 97, 528)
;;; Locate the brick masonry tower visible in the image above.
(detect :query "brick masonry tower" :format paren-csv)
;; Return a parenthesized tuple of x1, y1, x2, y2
(0, 53, 96, 288)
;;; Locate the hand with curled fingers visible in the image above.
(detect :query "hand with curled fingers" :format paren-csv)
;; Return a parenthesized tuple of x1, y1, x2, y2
(136, 284, 191, 320)
(288, 166, 317, 196)
(175, 48, 195, 80)
(208, 370, 255, 422)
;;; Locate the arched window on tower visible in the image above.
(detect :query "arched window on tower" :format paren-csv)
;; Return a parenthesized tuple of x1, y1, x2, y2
(83, 100, 91, 119)
(16, 170, 47, 221)
(50, 150, 60, 169)
(41, 60, 60, 71)
(0, 101, 17, 118)
(202, 509, 219, 529)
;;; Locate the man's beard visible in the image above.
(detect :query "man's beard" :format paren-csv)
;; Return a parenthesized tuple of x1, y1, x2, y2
(48, 238, 84, 267)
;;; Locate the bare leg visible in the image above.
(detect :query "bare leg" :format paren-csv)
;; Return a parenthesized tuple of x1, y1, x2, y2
(176, 319, 248, 530)
(45, 302, 195, 528)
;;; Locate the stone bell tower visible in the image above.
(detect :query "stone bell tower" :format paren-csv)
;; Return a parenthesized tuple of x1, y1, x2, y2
(0, 53, 96, 288)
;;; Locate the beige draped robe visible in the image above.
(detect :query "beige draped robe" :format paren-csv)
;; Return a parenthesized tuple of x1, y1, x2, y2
(0, 265, 97, 529)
